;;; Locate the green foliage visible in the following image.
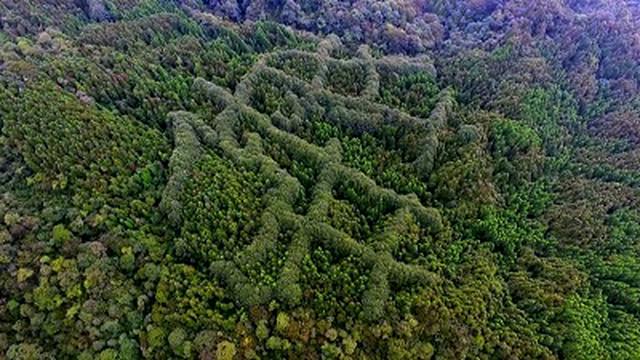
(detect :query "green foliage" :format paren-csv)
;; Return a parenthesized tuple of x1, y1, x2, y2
(118, 337, 140, 359)
(276, 312, 290, 334)
(606, 309, 640, 359)
(520, 87, 579, 155)
(379, 70, 439, 118)
(606, 208, 640, 254)
(559, 294, 609, 360)
(325, 60, 369, 96)
(97, 349, 118, 360)
(51, 224, 72, 246)
(474, 182, 551, 258)
(1, 82, 166, 193)
(0, 2, 639, 359)
(216, 341, 236, 360)
(168, 328, 192, 358)
(6, 343, 46, 360)
(268, 51, 321, 82)
(175, 152, 263, 263)
(251, 21, 307, 52)
(490, 117, 543, 188)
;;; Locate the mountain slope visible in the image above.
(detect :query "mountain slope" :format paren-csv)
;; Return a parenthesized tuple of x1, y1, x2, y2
(1, 1, 639, 359)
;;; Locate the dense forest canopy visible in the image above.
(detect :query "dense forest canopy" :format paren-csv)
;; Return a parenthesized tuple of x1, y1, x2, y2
(1, 0, 640, 359)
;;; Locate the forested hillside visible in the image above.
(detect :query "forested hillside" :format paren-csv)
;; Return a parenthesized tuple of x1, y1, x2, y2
(1, 0, 639, 359)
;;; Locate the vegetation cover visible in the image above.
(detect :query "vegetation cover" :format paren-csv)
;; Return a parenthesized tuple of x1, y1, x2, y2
(0, 0, 639, 358)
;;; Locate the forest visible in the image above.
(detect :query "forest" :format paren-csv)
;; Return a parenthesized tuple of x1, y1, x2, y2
(0, 0, 639, 359)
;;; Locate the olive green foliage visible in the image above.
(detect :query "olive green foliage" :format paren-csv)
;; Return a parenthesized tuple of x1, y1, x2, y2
(378, 70, 439, 118)
(0, 0, 639, 359)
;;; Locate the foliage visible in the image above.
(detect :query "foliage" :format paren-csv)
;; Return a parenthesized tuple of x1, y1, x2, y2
(0, 0, 639, 358)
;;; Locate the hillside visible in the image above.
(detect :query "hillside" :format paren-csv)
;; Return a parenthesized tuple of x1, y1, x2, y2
(1, 1, 640, 359)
